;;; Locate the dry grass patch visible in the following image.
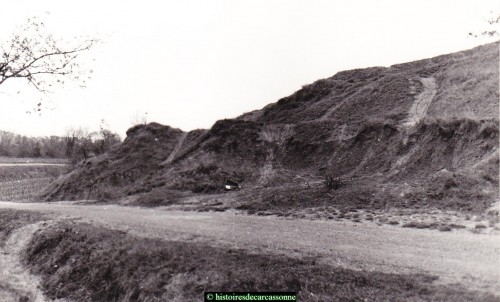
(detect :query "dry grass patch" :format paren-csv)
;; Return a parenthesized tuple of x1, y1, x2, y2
(0, 209, 45, 244)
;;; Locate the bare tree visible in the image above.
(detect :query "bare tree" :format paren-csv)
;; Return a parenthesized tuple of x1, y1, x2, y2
(130, 111, 149, 126)
(0, 16, 98, 94)
(64, 127, 96, 164)
(0, 131, 15, 156)
(64, 123, 121, 165)
(469, 12, 500, 38)
(94, 120, 121, 155)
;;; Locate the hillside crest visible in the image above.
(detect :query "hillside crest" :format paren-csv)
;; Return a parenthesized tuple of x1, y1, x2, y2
(41, 42, 499, 214)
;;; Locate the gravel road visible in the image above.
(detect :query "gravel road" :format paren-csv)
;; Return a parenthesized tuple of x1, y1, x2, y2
(1, 201, 499, 295)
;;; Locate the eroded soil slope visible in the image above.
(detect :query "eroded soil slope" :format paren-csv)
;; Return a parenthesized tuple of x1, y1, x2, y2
(39, 42, 499, 214)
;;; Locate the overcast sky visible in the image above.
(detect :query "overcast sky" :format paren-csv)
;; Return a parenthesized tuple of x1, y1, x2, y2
(0, 0, 498, 137)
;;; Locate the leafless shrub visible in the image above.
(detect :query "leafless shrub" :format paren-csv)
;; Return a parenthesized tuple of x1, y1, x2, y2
(324, 173, 346, 190)
(0, 16, 98, 96)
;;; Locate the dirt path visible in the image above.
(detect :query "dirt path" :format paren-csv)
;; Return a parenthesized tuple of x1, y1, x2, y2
(0, 202, 499, 295)
(0, 222, 51, 302)
(403, 77, 437, 127)
(163, 132, 188, 164)
(0, 163, 68, 167)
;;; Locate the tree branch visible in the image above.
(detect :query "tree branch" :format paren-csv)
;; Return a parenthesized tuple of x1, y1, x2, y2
(0, 17, 97, 93)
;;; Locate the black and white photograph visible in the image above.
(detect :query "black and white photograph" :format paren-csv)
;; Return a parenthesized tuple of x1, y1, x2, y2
(0, 0, 499, 301)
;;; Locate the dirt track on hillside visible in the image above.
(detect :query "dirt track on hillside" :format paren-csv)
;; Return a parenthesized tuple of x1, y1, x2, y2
(0, 163, 68, 167)
(0, 202, 499, 295)
(163, 132, 188, 164)
(403, 77, 437, 127)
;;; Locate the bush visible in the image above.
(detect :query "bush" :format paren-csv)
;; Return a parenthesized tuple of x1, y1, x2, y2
(324, 173, 346, 190)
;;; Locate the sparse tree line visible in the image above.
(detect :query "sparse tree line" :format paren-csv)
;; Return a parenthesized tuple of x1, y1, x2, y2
(0, 125, 121, 164)
(0, 16, 119, 165)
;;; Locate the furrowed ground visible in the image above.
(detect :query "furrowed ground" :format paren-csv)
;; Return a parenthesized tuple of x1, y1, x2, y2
(0, 158, 69, 202)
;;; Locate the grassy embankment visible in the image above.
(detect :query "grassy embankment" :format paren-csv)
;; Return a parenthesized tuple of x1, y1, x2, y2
(0, 209, 497, 302)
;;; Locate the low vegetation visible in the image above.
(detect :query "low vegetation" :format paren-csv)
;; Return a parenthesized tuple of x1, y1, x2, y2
(0, 209, 45, 243)
(402, 221, 467, 231)
(0, 165, 68, 182)
(0, 178, 54, 201)
(323, 173, 346, 190)
(0, 162, 69, 201)
(0, 211, 489, 302)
